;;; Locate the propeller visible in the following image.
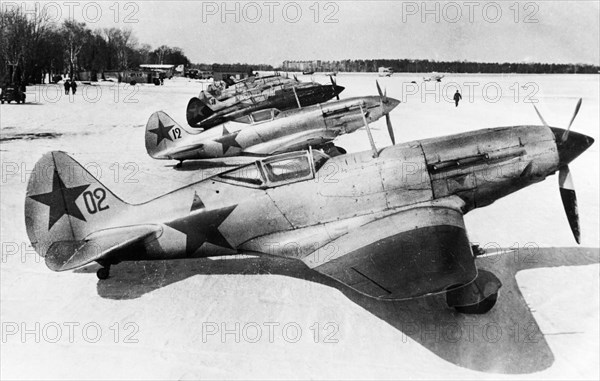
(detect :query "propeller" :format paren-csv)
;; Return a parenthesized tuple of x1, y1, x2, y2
(376, 80, 395, 145)
(562, 97, 582, 142)
(330, 75, 339, 100)
(533, 98, 584, 244)
(559, 166, 580, 244)
(293, 74, 299, 83)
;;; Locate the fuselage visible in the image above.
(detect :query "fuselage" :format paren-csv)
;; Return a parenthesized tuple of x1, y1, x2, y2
(114, 124, 582, 263)
(158, 96, 399, 160)
(190, 83, 345, 129)
(205, 76, 295, 102)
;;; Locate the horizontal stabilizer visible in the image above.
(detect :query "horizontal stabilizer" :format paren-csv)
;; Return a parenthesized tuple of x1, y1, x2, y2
(45, 224, 162, 271)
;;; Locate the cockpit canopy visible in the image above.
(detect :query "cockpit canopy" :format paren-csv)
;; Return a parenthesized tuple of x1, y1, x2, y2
(217, 150, 329, 188)
(233, 108, 281, 125)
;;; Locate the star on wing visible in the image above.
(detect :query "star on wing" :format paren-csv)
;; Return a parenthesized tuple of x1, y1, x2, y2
(149, 119, 174, 146)
(215, 126, 242, 155)
(166, 205, 237, 255)
(29, 169, 90, 230)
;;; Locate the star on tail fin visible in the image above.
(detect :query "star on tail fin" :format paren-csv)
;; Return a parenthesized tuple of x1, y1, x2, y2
(25, 151, 129, 260)
(145, 111, 194, 159)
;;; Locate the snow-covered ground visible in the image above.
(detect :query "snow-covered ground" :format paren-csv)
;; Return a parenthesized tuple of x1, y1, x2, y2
(1, 74, 598, 379)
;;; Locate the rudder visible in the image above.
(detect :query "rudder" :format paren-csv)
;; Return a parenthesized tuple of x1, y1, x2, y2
(186, 97, 215, 127)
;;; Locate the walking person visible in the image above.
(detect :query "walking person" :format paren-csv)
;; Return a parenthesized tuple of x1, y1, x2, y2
(64, 79, 70, 95)
(454, 90, 462, 107)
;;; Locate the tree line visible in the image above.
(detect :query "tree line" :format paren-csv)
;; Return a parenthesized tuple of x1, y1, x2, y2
(0, 7, 191, 85)
(279, 59, 599, 74)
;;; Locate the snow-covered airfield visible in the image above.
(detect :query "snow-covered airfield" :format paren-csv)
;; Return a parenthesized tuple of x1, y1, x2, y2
(1, 73, 598, 379)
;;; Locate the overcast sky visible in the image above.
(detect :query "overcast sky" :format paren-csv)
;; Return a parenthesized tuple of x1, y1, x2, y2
(18, 1, 600, 65)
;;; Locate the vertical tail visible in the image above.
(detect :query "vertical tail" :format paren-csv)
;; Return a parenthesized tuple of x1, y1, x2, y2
(25, 151, 130, 258)
(145, 111, 194, 159)
(186, 97, 215, 127)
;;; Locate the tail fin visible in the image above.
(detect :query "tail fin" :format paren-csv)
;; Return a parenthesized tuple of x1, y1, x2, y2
(186, 97, 215, 127)
(145, 111, 195, 159)
(25, 151, 130, 258)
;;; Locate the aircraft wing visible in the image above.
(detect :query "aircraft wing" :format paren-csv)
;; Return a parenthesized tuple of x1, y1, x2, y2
(302, 196, 477, 300)
(45, 225, 162, 271)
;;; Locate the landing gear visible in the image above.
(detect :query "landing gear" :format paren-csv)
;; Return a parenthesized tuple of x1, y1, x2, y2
(454, 292, 498, 314)
(175, 160, 184, 169)
(96, 266, 110, 280)
(446, 269, 501, 314)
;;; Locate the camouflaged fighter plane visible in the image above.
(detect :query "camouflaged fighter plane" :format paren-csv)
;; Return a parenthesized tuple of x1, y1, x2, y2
(147, 86, 400, 167)
(201, 74, 296, 103)
(25, 99, 593, 314)
(186, 76, 345, 129)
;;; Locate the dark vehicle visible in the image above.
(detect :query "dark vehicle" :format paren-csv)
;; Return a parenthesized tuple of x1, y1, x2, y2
(1, 85, 26, 104)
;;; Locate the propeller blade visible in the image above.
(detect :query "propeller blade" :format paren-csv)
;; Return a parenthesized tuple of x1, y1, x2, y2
(533, 104, 549, 128)
(558, 165, 580, 244)
(293, 74, 298, 82)
(562, 98, 582, 142)
(330, 75, 339, 100)
(376, 80, 383, 97)
(386, 114, 395, 145)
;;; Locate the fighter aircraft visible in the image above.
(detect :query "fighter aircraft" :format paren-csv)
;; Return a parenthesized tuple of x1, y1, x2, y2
(201, 74, 295, 103)
(147, 86, 400, 167)
(196, 75, 299, 114)
(423, 72, 445, 82)
(25, 99, 593, 314)
(423, 73, 445, 82)
(186, 77, 345, 128)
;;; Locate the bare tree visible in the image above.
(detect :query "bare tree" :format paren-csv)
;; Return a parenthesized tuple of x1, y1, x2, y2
(0, 9, 31, 83)
(103, 27, 136, 70)
(62, 20, 88, 79)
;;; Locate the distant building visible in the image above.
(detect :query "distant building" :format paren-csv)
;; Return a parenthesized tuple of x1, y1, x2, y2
(283, 60, 342, 73)
(212, 64, 254, 81)
(139, 64, 175, 78)
(283, 60, 320, 72)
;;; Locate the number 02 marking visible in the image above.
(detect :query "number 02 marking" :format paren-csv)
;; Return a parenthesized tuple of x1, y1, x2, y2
(83, 188, 109, 214)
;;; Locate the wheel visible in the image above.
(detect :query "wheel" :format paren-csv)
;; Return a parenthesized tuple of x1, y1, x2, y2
(446, 269, 501, 314)
(96, 267, 110, 280)
(454, 292, 498, 314)
(1, 100, 4, 104)
(175, 161, 183, 169)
